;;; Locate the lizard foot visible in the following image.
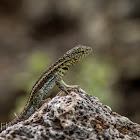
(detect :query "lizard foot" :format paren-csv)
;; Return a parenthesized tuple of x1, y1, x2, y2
(57, 91, 68, 96)
(66, 85, 81, 92)
(40, 98, 51, 106)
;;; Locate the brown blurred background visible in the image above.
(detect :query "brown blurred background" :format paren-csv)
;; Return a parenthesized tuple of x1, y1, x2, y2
(0, 0, 140, 124)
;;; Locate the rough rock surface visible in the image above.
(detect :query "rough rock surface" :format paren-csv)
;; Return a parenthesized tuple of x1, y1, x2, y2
(0, 89, 140, 140)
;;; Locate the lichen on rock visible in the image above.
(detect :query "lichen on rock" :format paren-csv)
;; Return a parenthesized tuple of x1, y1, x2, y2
(0, 89, 140, 139)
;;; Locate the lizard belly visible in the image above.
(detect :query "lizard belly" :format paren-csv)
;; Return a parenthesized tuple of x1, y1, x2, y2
(42, 75, 56, 99)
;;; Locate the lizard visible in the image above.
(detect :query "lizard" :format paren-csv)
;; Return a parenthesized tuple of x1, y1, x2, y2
(1, 45, 92, 132)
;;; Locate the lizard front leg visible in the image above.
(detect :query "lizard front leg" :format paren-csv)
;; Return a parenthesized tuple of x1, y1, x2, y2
(55, 77, 81, 94)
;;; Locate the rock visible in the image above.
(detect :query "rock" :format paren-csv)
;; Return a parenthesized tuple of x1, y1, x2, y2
(0, 89, 140, 140)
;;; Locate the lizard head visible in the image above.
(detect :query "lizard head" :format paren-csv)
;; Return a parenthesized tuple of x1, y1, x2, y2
(64, 45, 92, 65)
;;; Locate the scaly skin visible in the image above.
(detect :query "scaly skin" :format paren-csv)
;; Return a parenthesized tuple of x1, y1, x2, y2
(1, 45, 92, 132)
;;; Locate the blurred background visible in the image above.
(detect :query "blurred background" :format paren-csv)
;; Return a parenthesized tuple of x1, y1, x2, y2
(0, 0, 140, 124)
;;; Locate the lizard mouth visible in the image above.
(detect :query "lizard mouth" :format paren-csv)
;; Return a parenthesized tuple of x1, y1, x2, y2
(81, 46, 92, 58)
(85, 47, 92, 55)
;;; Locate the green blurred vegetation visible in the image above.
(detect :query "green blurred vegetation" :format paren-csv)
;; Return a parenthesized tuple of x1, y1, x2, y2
(77, 56, 121, 109)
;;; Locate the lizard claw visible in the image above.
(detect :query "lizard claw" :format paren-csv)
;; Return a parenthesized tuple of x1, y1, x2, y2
(66, 85, 81, 90)
(66, 85, 81, 93)
(14, 112, 18, 117)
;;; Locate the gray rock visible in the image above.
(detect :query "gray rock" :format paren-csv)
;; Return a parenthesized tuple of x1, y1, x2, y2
(0, 89, 140, 140)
